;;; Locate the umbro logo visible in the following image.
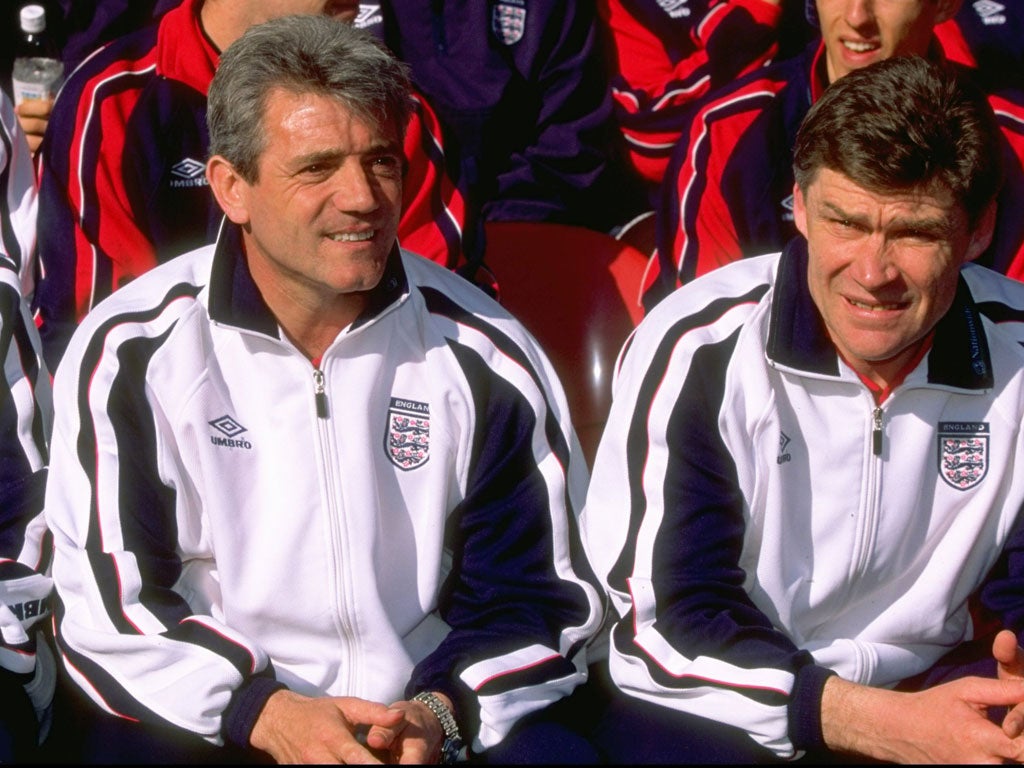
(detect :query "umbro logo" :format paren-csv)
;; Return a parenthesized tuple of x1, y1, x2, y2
(972, 1, 1005, 25)
(209, 415, 253, 449)
(169, 158, 208, 188)
(354, 3, 382, 28)
(780, 194, 795, 222)
(777, 431, 792, 465)
(657, 0, 691, 18)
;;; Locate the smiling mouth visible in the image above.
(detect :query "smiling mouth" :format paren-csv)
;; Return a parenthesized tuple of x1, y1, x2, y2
(842, 40, 879, 54)
(329, 230, 374, 242)
(847, 297, 906, 312)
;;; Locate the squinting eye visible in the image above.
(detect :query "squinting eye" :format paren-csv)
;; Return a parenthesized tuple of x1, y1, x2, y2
(300, 163, 332, 177)
(371, 155, 403, 176)
(901, 229, 939, 243)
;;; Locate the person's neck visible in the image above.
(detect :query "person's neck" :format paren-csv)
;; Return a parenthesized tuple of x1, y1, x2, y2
(268, 289, 368, 362)
(842, 333, 934, 404)
(246, 259, 370, 363)
(198, 0, 255, 53)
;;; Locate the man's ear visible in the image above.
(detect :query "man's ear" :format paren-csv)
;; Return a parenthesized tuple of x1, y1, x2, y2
(207, 155, 251, 225)
(792, 182, 809, 239)
(965, 201, 996, 263)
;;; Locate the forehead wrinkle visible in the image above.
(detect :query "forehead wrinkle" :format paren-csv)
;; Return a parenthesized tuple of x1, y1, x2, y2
(818, 192, 956, 234)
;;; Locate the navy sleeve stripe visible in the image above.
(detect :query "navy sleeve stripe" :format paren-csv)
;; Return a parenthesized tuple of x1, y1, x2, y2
(73, 284, 201, 633)
(420, 285, 601, 592)
(608, 284, 769, 589)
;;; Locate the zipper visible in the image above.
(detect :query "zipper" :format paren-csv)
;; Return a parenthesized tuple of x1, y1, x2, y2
(849, 400, 884, 584)
(310, 363, 359, 693)
(313, 368, 329, 419)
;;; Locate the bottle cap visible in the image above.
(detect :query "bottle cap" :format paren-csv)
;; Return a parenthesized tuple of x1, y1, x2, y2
(19, 4, 46, 34)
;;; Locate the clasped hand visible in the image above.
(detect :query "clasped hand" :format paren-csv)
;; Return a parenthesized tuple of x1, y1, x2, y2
(249, 689, 445, 764)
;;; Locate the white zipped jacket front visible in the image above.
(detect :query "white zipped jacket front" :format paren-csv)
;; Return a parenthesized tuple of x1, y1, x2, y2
(582, 241, 1024, 758)
(45, 223, 603, 751)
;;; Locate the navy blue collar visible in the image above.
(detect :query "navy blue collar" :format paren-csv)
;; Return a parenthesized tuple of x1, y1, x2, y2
(767, 237, 993, 390)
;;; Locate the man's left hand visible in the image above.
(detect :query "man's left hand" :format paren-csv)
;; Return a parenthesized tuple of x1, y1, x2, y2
(365, 694, 448, 764)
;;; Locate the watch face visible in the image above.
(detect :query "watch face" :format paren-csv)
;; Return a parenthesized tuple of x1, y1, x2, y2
(441, 739, 464, 765)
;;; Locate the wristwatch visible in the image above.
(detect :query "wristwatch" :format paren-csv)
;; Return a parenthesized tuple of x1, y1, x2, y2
(413, 691, 463, 764)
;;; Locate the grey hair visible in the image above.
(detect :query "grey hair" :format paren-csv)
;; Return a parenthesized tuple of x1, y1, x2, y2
(207, 14, 414, 182)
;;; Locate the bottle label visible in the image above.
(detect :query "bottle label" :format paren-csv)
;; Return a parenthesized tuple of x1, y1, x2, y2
(11, 57, 63, 106)
(12, 79, 51, 105)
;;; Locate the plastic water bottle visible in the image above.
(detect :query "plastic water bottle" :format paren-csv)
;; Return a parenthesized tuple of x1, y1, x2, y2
(11, 4, 64, 107)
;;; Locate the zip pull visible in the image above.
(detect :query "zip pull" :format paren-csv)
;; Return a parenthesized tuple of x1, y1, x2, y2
(313, 368, 329, 419)
(872, 406, 883, 456)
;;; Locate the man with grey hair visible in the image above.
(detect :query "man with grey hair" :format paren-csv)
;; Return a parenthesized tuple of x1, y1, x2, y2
(44, 15, 602, 764)
(34, 0, 467, 374)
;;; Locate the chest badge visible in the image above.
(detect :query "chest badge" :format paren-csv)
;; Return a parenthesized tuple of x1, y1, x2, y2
(492, 1, 526, 45)
(937, 422, 989, 490)
(385, 397, 430, 470)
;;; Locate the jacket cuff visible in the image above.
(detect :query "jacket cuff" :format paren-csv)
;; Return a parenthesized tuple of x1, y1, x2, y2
(788, 663, 836, 753)
(406, 677, 475, 743)
(222, 674, 287, 750)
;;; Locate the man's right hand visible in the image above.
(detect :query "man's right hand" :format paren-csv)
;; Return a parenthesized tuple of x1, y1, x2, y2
(249, 689, 407, 764)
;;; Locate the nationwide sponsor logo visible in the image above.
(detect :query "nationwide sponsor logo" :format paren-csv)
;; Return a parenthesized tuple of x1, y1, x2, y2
(209, 415, 253, 450)
(658, 0, 691, 19)
(354, 3, 382, 28)
(385, 397, 429, 470)
(170, 158, 208, 189)
(973, 0, 1006, 25)
(492, 0, 526, 45)
(937, 422, 988, 490)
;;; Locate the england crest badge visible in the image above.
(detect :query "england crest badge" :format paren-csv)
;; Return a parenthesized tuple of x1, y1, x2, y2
(492, 0, 526, 45)
(385, 397, 430, 470)
(937, 422, 989, 490)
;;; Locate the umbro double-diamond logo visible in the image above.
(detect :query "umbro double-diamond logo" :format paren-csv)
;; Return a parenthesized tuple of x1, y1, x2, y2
(170, 158, 208, 189)
(971, 1, 1006, 25)
(209, 415, 252, 449)
(354, 3, 382, 28)
(780, 194, 795, 222)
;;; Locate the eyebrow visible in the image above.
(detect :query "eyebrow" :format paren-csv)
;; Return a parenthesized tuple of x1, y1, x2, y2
(291, 141, 403, 168)
(820, 200, 955, 237)
(292, 149, 346, 168)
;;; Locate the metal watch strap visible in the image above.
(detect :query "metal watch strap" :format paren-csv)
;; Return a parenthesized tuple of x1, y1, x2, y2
(412, 691, 463, 763)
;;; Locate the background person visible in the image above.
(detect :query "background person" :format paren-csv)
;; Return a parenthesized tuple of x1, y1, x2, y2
(357, 0, 646, 280)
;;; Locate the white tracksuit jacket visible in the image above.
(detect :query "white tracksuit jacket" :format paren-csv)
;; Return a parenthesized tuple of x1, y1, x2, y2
(0, 92, 37, 300)
(44, 222, 603, 751)
(582, 240, 1024, 758)
(0, 256, 54, 739)
(0, 92, 54, 743)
